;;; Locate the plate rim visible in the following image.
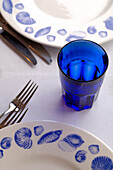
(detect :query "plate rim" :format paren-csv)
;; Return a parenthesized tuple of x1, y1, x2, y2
(0, 119, 113, 152)
(0, 120, 113, 169)
(1, 0, 113, 47)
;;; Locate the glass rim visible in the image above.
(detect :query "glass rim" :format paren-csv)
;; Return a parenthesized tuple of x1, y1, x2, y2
(57, 39, 109, 83)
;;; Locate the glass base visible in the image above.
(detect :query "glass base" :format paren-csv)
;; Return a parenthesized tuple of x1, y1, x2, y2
(62, 89, 99, 111)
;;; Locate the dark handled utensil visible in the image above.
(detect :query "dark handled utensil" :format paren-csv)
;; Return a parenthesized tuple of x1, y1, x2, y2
(0, 14, 52, 65)
(23, 37, 52, 64)
(0, 27, 37, 65)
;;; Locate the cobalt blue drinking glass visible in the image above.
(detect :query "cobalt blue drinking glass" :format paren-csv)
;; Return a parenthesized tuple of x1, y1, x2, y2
(57, 40, 109, 111)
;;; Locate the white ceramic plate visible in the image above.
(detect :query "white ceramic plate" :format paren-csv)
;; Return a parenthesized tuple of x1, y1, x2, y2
(0, 0, 113, 47)
(0, 121, 113, 169)
(1, 0, 113, 48)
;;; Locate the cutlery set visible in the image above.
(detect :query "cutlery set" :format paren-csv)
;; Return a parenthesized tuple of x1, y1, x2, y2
(0, 14, 52, 65)
(0, 13, 47, 128)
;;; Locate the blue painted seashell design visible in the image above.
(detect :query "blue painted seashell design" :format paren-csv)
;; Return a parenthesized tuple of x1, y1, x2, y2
(104, 17, 113, 30)
(34, 125, 44, 136)
(58, 134, 84, 152)
(47, 35, 56, 42)
(88, 144, 99, 154)
(91, 156, 113, 170)
(25, 27, 34, 34)
(2, 0, 13, 14)
(87, 26, 97, 34)
(98, 31, 108, 38)
(0, 137, 12, 159)
(37, 130, 62, 144)
(66, 31, 86, 42)
(35, 27, 51, 38)
(14, 127, 32, 149)
(75, 150, 87, 163)
(15, 3, 24, 10)
(57, 29, 67, 36)
(0, 150, 3, 159)
(0, 137, 12, 149)
(16, 12, 36, 25)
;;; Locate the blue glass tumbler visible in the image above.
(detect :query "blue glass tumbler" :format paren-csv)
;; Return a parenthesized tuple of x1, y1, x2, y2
(57, 40, 109, 111)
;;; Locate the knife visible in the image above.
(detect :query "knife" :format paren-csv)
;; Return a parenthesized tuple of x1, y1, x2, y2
(0, 26, 37, 65)
(0, 14, 52, 64)
(22, 37, 52, 64)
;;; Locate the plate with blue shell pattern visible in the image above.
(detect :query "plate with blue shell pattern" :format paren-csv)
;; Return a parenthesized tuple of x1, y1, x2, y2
(1, 0, 113, 47)
(0, 120, 113, 170)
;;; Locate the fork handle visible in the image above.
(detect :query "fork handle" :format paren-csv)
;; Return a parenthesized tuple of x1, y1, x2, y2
(0, 103, 17, 119)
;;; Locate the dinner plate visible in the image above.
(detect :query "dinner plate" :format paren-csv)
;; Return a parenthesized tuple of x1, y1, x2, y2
(0, 121, 112, 169)
(0, 0, 113, 47)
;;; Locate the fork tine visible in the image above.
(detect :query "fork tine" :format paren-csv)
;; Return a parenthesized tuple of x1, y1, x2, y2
(24, 85, 38, 106)
(19, 81, 34, 101)
(10, 108, 28, 125)
(16, 80, 31, 99)
(5, 110, 19, 126)
(22, 83, 38, 104)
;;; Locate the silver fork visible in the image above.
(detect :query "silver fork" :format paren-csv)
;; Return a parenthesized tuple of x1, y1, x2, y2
(0, 80, 38, 118)
(0, 107, 28, 129)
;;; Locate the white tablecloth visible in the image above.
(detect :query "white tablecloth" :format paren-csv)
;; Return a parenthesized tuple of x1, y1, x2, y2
(0, 38, 113, 150)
